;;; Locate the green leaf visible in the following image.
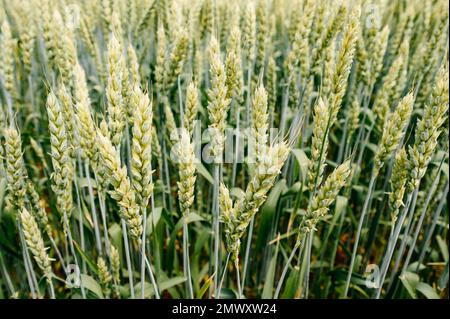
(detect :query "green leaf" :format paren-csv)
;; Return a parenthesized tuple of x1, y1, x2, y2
(196, 162, 213, 184)
(399, 271, 420, 298)
(145, 206, 163, 236)
(281, 181, 301, 196)
(281, 266, 300, 299)
(80, 274, 104, 299)
(134, 276, 187, 298)
(407, 262, 425, 272)
(166, 213, 206, 272)
(438, 261, 448, 290)
(291, 148, 309, 182)
(436, 235, 448, 262)
(160, 276, 187, 293)
(262, 238, 279, 298)
(108, 223, 123, 259)
(73, 241, 98, 275)
(256, 179, 286, 253)
(318, 196, 347, 255)
(416, 282, 440, 299)
(197, 274, 214, 299)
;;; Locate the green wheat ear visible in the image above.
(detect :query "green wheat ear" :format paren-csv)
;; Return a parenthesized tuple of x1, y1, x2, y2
(20, 208, 53, 282)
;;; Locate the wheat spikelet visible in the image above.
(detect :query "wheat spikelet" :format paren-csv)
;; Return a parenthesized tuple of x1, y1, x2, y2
(183, 82, 199, 136)
(302, 161, 351, 234)
(207, 35, 231, 161)
(131, 85, 154, 208)
(322, 41, 335, 97)
(311, 5, 347, 73)
(226, 141, 291, 261)
(97, 257, 112, 297)
(374, 93, 414, 173)
(18, 8, 35, 75)
(56, 83, 76, 155)
(266, 54, 277, 121)
(106, 33, 125, 148)
(242, 1, 256, 63)
(254, 0, 268, 75)
(347, 99, 360, 139)
(155, 23, 167, 95)
(251, 85, 269, 163)
(127, 43, 141, 87)
(328, 8, 359, 124)
(25, 181, 51, 236)
(20, 208, 53, 281)
(0, 20, 15, 95)
(307, 98, 330, 191)
(3, 127, 27, 212)
(372, 46, 408, 129)
(165, 28, 189, 92)
(389, 148, 408, 222)
(73, 63, 96, 161)
(46, 91, 74, 221)
(369, 25, 389, 85)
(110, 244, 121, 287)
(52, 10, 77, 82)
(225, 25, 244, 102)
(96, 131, 142, 240)
(407, 65, 449, 191)
(176, 130, 197, 214)
(101, 0, 112, 38)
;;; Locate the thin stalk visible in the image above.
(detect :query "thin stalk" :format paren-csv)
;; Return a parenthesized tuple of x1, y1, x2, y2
(18, 223, 37, 299)
(235, 260, 243, 299)
(140, 206, 148, 299)
(304, 231, 313, 299)
(212, 164, 220, 294)
(162, 138, 173, 211)
(389, 167, 442, 293)
(218, 253, 231, 299)
(84, 162, 102, 255)
(62, 208, 86, 299)
(387, 187, 419, 284)
(0, 251, 16, 296)
(279, 82, 290, 138)
(47, 278, 56, 299)
(416, 182, 449, 270)
(337, 117, 349, 164)
(355, 121, 376, 183)
(400, 170, 441, 274)
(144, 255, 160, 299)
(73, 170, 87, 274)
(324, 206, 347, 297)
(183, 220, 194, 298)
(231, 105, 241, 187)
(274, 240, 300, 298)
(121, 220, 135, 299)
(363, 157, 396, 262)
(48, 235, 67, 274)
(375, 189, 417, 298)
(240, 215, 254, 290)
(97, 192, 111, 257)
(149, 172, 161, 287)
(344, 172, 377, 297)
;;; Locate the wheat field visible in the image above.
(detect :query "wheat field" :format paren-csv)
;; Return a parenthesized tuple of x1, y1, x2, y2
(0, 0, 448, 300)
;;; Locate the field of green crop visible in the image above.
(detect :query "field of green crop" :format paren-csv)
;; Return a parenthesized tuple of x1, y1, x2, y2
(0, 0, 448, 299)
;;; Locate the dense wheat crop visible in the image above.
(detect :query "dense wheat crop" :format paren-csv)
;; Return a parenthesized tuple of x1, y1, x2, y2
(0, 0, 448, 300)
